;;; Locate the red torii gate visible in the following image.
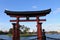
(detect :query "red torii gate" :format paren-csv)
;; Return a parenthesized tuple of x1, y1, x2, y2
(4, 9, 51, 40)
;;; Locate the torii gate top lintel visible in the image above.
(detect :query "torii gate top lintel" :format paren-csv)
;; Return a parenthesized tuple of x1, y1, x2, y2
(5, 9, 51, 17)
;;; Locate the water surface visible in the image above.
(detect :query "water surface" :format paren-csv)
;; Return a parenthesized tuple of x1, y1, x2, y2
(0, 34, 60, 40)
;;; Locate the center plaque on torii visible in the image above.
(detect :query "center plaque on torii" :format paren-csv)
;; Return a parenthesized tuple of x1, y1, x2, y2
(4, 9, 51, 40)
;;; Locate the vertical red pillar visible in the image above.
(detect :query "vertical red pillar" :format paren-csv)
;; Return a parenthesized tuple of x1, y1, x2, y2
(36, 16, 42, 40)
(16, 16, 20, 40)
(12, 23, 16, 40)
(38, 23, 42, 40)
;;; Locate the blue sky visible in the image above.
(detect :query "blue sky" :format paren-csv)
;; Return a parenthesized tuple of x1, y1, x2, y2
(0, 0, 60, 32)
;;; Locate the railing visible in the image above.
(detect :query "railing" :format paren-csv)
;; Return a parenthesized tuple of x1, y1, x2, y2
(30, 29, 60, 40)
(0, 39, 6, 40)
(47, 37, 60, 40)
(30, 36, 60, 40)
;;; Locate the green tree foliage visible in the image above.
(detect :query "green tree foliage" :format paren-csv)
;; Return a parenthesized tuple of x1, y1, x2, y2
(9, 25, 30, 34)
(20, 25, 30, 34)
(0, 31, 3, 34)
(9, 28, 13, 34)
(23, 27, 30, 34)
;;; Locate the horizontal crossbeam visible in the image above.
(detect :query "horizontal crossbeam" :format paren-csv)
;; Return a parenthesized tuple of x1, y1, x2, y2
(10, 19, 46, 22)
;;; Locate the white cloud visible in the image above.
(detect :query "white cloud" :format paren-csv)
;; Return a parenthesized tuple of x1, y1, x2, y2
(43, 24, 60, 32)
(53, 8, 60, 14)
(32, 6, 37, 9)
(0, 22, 12, 31)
